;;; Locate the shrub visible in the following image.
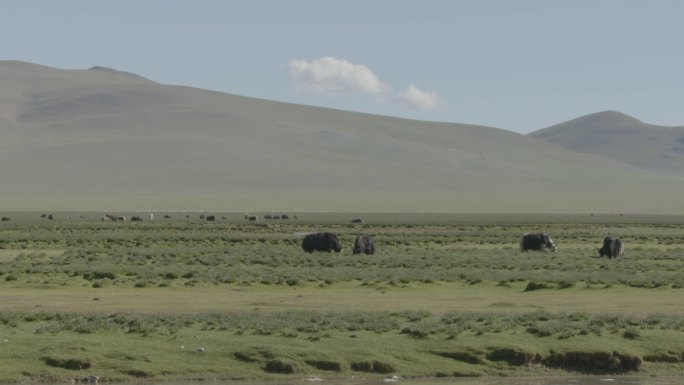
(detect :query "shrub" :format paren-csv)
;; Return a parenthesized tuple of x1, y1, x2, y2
(305, 360, 343, 371)
(42, 357, 92, 370)
(623, 328, 641, 339)
(83, 271, 115, 281)
(264, 359, 299, 374)
(524, 281, 552, 292)
(351, 360, 395, 373)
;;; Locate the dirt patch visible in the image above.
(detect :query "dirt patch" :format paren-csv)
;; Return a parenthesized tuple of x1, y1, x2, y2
(486, 348, 539, 366)
(125, 369, 151, 378)
(543, 351, 641, 373)
(433, 350, 484, 364)
(481, 348, 641, 373)
(524, 281, 553, 292)
(103, 352, 150, 362)
(233, 351, 260, 363)
(305, 360, 343, 371)
(351, 360, 395, 373)
(263, 359, 299, 374)
(42, 357, 92, 370)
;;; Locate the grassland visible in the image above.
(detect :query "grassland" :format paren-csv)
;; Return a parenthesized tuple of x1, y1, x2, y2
(1, 212, 684, 382)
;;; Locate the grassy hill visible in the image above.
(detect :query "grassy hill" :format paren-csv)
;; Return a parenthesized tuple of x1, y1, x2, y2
(529, 110, 684, 177)
(2, 61, 684, 213)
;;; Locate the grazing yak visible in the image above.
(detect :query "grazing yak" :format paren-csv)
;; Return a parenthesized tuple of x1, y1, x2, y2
(302, 232, 342, 253)
(520, 233, 557, 252)
(103, 214, 126, 222)
(353, 236, 376, 255)
(598, 237, 624, 259)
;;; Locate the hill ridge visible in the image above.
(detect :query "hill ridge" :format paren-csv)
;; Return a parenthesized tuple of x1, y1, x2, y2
(566, 110, 645, 126)
(2, 60, 684, 212)
(529, 110, 684, 177)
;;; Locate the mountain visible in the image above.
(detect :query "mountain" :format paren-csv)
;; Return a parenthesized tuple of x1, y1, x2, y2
(529, 111, 684, 177)
(2, 61, 684, 213)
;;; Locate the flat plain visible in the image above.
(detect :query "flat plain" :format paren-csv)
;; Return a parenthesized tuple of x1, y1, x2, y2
(1, 212, 684, 382)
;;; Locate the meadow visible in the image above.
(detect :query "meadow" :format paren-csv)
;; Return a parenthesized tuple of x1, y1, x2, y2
(1, 212, 684, 382)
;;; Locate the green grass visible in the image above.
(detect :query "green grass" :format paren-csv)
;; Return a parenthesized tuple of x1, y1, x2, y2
(2, 212, 684, 381)
(3, 310, 684, 381)
(1, 217, 684, 289)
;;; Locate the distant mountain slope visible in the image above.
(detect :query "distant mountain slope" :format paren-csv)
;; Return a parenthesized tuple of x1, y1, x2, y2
(2, 61, 684, 212)
(529, 111, 684, 177)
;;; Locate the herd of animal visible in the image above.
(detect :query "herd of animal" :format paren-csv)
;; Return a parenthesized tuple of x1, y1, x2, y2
(301, 232, 376, 255)
(302, 231, 624, 259)
(518, 232, 624, 259)
(2, 213, 624, 259)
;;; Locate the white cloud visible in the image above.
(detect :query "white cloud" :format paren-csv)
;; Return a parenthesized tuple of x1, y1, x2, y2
(288, 57, 443, 112)
(398, 85, 442, 111)
(288, 57, 388, 94)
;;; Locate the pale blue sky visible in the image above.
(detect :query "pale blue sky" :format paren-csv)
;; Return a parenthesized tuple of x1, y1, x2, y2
(2, 0, 683, 133)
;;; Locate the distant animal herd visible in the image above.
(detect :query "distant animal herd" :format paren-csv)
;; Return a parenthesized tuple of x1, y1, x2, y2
(1, 214, 624, 259)
(300, 231, 623, 259)
(519, 232, 624, 259)
(300, 233, 376, 255)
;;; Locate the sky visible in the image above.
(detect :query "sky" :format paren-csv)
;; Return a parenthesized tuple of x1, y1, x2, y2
(2, 0, 683, 133)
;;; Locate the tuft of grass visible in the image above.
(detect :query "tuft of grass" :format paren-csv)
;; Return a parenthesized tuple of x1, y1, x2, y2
(524, 281, 552, 292)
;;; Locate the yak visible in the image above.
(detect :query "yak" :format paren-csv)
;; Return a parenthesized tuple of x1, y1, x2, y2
(598, 237, 624, 259)
(302, 232, 342, 253)
(520, 233, 557, 252)
(353, 236, 375, 255)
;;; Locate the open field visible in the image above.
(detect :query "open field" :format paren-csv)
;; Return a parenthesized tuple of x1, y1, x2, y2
(2, 212, 684, 382)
